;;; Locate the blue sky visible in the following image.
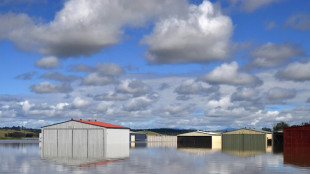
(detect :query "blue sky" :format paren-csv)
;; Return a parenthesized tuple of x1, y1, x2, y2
(0, 0, 310, 129)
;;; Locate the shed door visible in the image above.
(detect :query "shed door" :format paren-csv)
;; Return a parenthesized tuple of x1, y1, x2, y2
(177, 136, 212, 148)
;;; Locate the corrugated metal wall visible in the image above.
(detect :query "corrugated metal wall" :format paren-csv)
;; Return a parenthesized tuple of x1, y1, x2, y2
(42, 128, 105, 159)
(283, 125, 310, 167)
(222, 134, 266, 151)
(147, 136, 177, 142)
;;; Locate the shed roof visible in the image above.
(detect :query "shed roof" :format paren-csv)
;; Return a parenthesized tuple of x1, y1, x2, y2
(177, 131, 221, 136)
(42, 119, 129, 129)
(222, 128, 272, 134)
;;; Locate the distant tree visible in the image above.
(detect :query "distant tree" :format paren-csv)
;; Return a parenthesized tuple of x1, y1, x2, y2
(301, 122, 310, 126)
(273, 121, 289, 131)
(262, 127, 272, 132)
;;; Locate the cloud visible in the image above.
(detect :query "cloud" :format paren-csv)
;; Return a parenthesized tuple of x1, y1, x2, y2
(40, 72, 79, 82)
(250, 42, 304, 67)
(231, 88, 257, 101)
(72, 97, 91, 108)
(81, 73, 116, 86)
(0, 0, 188, 58)
(30, 81, 72, 93)
(142, 1, 232, 64)
(276, 61, 310, 81)
(95, 63, 124, 76)
(93, 92, 128, 101)
(199, 61, 262, 86)
(227, 0, 279, 13)
(70, 64, 94, 72)
(158, 83, 170, 90)
(35, 56, 60, 69)
(15, 71, 37, 80)
(265, 21, 275, 30)
(163, 103, 195, 116)
(123, 96, 153, 111)
(174, 80, 219, 95)
(266, 87, 296, 101)
(286, 13, 310, 31)
(0, 95, 23, 102)
(116, 79, 151, 96)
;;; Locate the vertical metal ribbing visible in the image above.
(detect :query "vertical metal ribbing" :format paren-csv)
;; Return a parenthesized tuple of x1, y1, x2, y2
(72, 129, 73, 158)
(57, 130, 58, 157)
(87, 129, 89, 158)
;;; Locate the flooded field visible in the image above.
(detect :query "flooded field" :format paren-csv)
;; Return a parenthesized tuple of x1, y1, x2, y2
(0, 141, 309, 174)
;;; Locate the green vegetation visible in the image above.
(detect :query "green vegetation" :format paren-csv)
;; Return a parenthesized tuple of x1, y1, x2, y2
(136, 130, 162, 136)
(262, 127, 272, 132)
(0, 126, 40, 139)
(132, 128, 195, 136)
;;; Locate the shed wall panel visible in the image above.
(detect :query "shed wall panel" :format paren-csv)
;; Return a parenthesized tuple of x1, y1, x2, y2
(212, 136, 222, 149)
(88, 129, 104, 158)
(222, 134, 266, 151)
(73, 129, 88, 158)
(106, 129, 129, 144)
(57, 129, 73, 158)
(43, 129, 57, 157)
(223, 129, 264, 134)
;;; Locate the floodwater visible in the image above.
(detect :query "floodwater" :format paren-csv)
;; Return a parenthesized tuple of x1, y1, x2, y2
(0, 141, 309, 174)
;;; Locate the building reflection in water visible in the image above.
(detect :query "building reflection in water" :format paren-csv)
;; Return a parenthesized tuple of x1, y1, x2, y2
(40, 141, 129, 166)
(221, 139, 272, 157)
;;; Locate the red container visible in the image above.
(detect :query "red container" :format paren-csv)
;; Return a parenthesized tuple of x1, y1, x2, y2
(283, 125, 310, 167)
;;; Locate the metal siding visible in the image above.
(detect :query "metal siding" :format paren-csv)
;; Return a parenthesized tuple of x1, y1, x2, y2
(57, 129, 73, 158)
(43, 129, 58, 157)
(212, 136, 222, 149)
(73, 129, 88, 158)
(223, 129, 264, 134)
(222, 134, 266, 151)
(283, 126, 310, 166)
(106, 129, 129, 144)
(88, 129, 104, 159)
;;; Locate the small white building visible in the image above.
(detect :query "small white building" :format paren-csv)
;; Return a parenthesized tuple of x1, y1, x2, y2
(41, 119, 130, 162)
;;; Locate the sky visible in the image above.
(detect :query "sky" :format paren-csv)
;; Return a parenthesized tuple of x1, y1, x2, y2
(0, 0, 310, 130)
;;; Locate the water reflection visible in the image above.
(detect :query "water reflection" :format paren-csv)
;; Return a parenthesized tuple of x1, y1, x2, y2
(0, 141, 309, 174)
(284, 146, 310, 167)
(41, 141, 129, 166)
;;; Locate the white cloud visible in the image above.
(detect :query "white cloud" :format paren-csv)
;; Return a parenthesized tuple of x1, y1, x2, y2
(0, 0, 188, 58)
(93, 92, 128, 101)
(267, 87, 296, 100)
(200, 61, 262, 86)
(123, 96, 153, 111)
(19, 100, 33, 112)
(142, 1, 232, 64)
(72, 97, 91, 108)
(35, 56, 60, 69)
(81, 73, 116, 86)
(276, 61, 310, 81)
(286, 13, 310, 31)
(55, 103, 69, 110)
(95, 63, 124, 76)
(250, 42, 304, 67)
(228, 0, 279, 13)
(116, 79, 151, 96)
(174, 80, 218, 95)
(30, 81, 72, 93)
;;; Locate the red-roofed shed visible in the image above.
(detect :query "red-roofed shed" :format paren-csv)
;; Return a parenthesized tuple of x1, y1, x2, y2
(41, 119, 130, 160)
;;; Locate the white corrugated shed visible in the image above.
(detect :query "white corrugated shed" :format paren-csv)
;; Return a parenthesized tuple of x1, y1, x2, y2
(40, 119, 130, 165)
